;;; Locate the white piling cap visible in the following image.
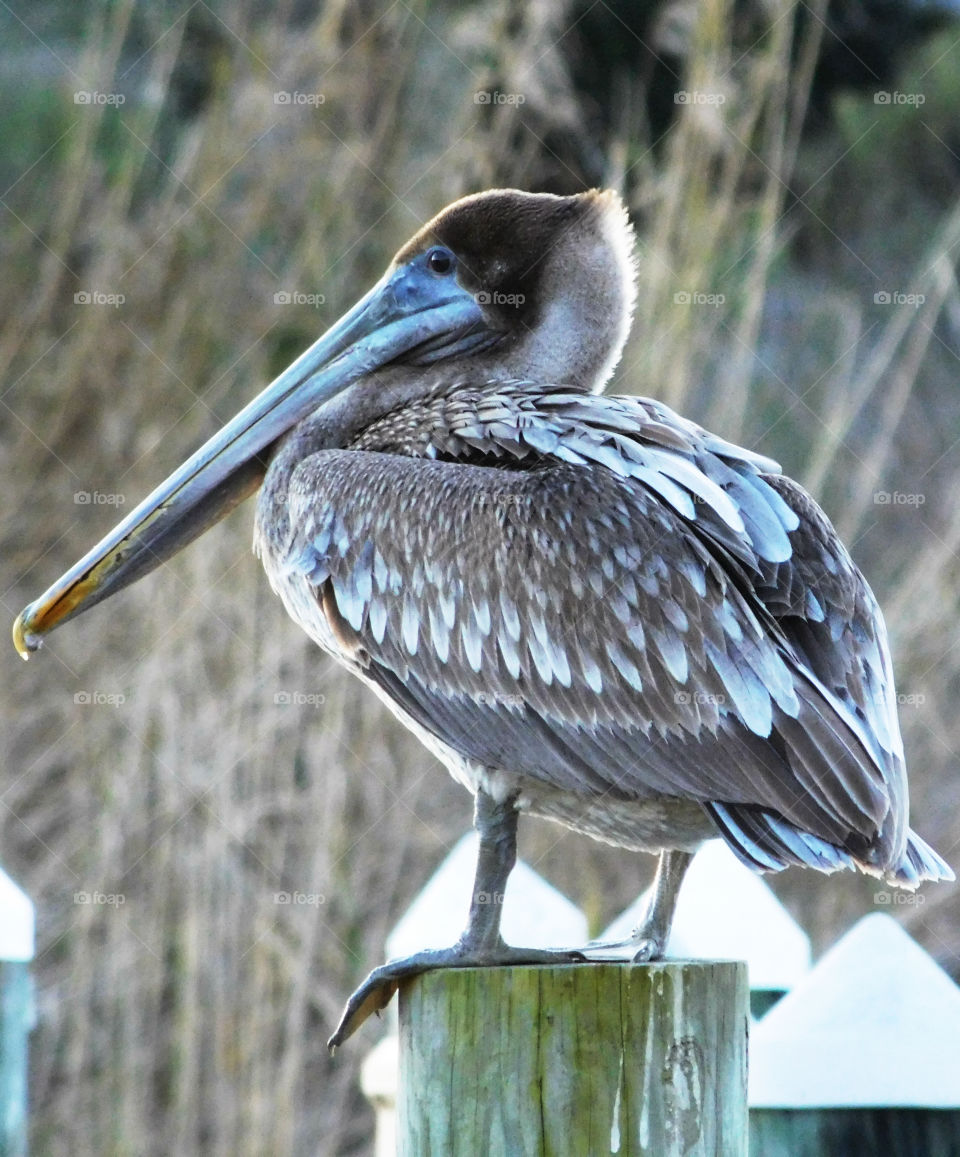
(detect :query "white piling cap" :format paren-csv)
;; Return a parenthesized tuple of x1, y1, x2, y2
(386, 832, 588, 960)
(601, 841, 810, 991)
(361, 1036, 401, 1157)
(750, 912, 960, 1108)
(0, 866, 35, 962)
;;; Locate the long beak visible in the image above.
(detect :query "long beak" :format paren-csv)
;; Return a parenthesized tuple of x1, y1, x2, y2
(13, 262, 486, 658)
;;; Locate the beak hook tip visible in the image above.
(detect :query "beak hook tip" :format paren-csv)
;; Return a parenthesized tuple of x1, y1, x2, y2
(12, 609, 41, 661)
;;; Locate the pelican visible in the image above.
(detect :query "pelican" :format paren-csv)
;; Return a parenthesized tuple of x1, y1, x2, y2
(13, 188, 953, 1048)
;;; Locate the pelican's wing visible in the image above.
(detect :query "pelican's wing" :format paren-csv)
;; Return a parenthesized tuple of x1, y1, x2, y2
(753, 473, 902, 764)
(262, 388, 946, 882)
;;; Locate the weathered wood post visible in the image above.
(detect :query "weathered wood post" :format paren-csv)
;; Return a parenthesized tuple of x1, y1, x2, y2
(397, 959, 748, 1157)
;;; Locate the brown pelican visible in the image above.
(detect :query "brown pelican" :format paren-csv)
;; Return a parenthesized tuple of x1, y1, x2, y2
(13, 189, 953, 1048)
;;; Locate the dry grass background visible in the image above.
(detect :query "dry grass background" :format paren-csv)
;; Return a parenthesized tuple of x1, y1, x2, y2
(2, 0, 960, 1153)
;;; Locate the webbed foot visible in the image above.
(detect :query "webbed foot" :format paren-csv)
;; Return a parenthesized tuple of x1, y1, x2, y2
(328, 941, 585, 1050)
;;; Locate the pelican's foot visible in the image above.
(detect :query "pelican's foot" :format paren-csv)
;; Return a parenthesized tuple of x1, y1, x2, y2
(584, 848, 694, 964)
(582, 930, 668, 963)
(631, 932, 667, 962)
(328, 942, 585, 1051)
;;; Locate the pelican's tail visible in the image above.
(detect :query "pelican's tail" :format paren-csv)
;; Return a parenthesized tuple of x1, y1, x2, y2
(891, 829, 955, 889)
(705, 801, 954, 890)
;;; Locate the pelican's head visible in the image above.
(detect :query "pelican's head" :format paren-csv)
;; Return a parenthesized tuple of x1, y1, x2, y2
(395, 188, 637, 393)
(13, 188, 637, 657)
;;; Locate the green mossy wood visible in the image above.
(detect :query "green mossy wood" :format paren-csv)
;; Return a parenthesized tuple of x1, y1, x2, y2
(397, 961, 748, 1157)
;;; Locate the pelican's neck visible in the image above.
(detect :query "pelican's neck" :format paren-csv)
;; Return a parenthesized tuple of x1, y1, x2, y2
(255, 410, 345, 553)
(254, 366, 446, 552)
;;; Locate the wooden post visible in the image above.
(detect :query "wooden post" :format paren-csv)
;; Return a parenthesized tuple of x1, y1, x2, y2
(397, 961, 748, 1157)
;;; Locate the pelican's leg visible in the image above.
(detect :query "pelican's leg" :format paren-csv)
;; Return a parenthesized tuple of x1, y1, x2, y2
(458, 788, 522, 952)
(586, 849, 695, 961)
(328, 788, 584, 1050)
(630, 848, 694, 960)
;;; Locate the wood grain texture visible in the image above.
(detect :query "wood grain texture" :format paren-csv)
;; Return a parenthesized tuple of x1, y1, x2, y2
(397, 961, 748, 1156)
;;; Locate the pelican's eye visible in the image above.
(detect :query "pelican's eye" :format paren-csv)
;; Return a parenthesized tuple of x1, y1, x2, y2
(426, 247, 456, 276)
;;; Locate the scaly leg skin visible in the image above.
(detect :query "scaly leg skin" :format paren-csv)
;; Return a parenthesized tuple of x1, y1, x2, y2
(631, 848, 694, 959)
(586, 848, 695, 962)
(328, 789, 585, 1051)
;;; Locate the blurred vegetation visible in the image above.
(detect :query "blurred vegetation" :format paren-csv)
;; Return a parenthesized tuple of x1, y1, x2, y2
(2, 0, 960, 1153)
